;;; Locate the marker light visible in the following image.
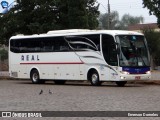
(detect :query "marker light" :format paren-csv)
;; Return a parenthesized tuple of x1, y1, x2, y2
(120, 76, 126, 80)
(146, 71, 151, 74)
(120, 71, 130, 75)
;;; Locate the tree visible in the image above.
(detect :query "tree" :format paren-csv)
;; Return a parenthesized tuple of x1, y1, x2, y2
(0, 0, 99, 45)
(110, 11, 120, 30)
(99, 11, 144, 30)
(142, 29, 160, 68)
(86, 0, 100, 29)
(0, 49, 8, 61)
(99, 11, 120, 29)
(68, 0, 88, 28)
(118, 14, 144, 30)
(143, 0, 160, 28)
(0, 0, 59, 45)
(57, 0, 99, 29)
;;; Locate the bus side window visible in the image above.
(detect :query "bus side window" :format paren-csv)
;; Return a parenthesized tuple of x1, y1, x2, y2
(60, 46, 69, 51)
(97, 44, 100, 51)
(10, 40, 21, 53)
(35, 47, 41, 52)
(42, 43, 54, 52)
(44, 46, 54, 52)
(83, 34, 100, 51)
(54, 37, 70, 52)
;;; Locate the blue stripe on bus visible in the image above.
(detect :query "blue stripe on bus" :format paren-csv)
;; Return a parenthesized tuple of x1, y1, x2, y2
(122, 67, 150, 74)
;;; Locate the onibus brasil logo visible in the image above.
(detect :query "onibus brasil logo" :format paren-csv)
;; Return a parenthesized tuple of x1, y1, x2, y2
(2, 112, 42, 118)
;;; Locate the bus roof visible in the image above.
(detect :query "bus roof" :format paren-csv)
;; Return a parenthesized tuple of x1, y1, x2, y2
(10, 29, 144, 39)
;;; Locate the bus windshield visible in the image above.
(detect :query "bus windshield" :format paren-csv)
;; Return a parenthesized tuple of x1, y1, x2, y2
(116, 35, 150, 67)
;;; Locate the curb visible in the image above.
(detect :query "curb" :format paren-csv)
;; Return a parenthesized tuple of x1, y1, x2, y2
(0, 71, 9, 77)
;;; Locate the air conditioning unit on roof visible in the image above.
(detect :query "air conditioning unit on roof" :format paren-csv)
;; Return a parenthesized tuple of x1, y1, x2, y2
(47, 29, 90, 35)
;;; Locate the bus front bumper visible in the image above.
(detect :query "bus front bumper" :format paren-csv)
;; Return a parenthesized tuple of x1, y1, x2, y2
(119, 73, 151, 81)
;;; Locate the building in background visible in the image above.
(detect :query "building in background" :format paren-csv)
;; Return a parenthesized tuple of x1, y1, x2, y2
(128, 23, 160, 32)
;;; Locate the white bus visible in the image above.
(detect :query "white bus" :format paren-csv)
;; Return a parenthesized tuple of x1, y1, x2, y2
(9, 29, 151, 86)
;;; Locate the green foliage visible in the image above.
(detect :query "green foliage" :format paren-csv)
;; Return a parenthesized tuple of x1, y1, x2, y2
(143, 0, 160, 27)
(118, 14, 144, 30)
(142, 29, 160, 59)
(99, 11, 120, 29)
(0, 49, 8, 61)
(57, 0, 99, 29)
(99, 12, 144, 30)
(67, 0, 89, 29)
(0, 0, 99, 46)
(99, 13, 109, 29)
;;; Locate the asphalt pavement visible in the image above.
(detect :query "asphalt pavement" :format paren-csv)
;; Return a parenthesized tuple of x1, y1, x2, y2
(0, 71, 160, 120)
(0, 79, 160, 120)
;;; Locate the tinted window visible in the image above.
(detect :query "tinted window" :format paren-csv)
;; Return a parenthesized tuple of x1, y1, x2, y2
(10, 35, 100, 53)
(10, 37, 70, 53)
(64, 34, 100, 51)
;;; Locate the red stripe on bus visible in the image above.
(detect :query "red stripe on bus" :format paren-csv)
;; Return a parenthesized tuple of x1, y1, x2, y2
(20, 62, 84, 65)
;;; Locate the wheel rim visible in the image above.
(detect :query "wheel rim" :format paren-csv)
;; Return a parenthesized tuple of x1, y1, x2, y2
(91, 73, 98, 84)
(32, 73, 38, 82)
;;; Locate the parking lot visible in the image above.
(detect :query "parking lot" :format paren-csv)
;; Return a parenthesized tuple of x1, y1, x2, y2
(0, 71, 160, 120)
(0, 79, 160, 111)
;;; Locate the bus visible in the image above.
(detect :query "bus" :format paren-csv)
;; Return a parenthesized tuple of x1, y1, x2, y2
(9, 29, 151, 86)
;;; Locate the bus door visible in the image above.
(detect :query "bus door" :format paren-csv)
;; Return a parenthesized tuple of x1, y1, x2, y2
(102, 34, 118, 80)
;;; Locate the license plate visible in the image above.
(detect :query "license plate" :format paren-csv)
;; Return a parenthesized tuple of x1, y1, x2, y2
(135, 76, 141, 80)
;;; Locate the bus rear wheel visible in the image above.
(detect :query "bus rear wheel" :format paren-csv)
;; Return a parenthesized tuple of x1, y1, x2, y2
(89, 70, 101, 86)
(116, 81, 127, 87)
(30, 69, 44, 84)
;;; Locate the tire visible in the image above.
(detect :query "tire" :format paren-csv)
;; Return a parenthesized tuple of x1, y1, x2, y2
(54, 80, 66, 85)
(30, 70, 44, 84)
(89, 70, 101, 86)
(116, 81, 127, 87)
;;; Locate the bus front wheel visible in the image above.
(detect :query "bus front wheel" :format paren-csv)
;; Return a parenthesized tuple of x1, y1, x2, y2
(116, 81, 127, 87)
(30, 70, 44, 84)
(89, 70, 101, 86)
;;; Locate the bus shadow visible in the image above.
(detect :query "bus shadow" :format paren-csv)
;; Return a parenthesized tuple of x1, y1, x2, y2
(15, 80, 146, 87)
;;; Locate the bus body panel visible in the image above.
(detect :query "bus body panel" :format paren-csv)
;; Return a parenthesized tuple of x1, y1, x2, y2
(10, 52, 83, 80)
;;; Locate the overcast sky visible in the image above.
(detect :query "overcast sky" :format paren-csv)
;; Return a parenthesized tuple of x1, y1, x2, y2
(97, 0, 157, 23)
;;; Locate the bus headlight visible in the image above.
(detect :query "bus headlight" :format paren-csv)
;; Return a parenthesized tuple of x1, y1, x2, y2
(120, 76, 126, 79)
(146, 71, 151, 74)
(120, 71, 130, 75)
